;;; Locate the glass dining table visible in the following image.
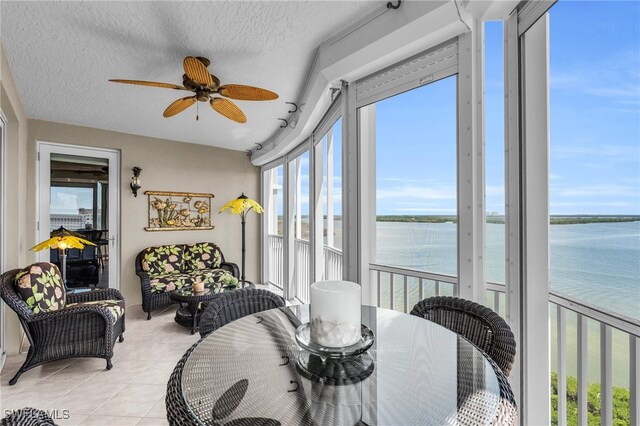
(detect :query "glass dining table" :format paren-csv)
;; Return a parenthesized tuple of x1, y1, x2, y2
(180, 305, 504, 425)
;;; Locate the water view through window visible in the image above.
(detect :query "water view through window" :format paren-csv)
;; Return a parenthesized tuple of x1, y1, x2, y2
(548, 1, 639, 322)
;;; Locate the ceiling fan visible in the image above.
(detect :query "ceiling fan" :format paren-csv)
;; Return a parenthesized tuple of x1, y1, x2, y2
(109, 56, 278, 124)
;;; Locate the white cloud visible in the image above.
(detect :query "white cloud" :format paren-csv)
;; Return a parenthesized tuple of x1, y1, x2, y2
(389, 207, 457, 213)
(377, 184, 456, 200)
(552, 184, 639, 198)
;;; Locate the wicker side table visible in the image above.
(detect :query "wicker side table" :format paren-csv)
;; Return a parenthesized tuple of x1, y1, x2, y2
(169, 282, 255, 334)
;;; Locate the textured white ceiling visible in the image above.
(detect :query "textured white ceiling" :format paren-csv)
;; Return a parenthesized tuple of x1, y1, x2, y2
(1, 1, 378, 151)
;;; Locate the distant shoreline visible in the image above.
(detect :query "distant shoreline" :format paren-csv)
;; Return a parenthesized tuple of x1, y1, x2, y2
(376, 215, 640, 225)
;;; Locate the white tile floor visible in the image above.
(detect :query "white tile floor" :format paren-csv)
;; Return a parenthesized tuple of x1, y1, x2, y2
(0, 304, 200, 425)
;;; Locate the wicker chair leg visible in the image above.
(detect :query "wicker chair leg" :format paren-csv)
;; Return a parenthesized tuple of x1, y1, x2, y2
(119, 333, 124, 343)
(147, 311, 152, 320)
(106, 358, 113, 370)
(8, 368, 25, 386)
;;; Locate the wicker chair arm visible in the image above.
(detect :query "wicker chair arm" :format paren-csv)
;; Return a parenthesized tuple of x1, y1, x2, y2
(219, 262, 240, 278)
(136, 270, 153, 289)
(27, 306, 115, 354)
(31, 304, 114, 325)
(66, 288, 125, 304)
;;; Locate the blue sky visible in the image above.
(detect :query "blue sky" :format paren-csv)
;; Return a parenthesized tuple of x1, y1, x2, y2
(376, 0, 639, 216)
(51, 186, 94, 214)
(279, 1, 639, 217)
(547, 1, 639, 215)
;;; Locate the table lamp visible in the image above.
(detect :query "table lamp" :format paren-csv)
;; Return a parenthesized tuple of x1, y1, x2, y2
(31, 226, 96, 284)
(220, 193, 263, 287)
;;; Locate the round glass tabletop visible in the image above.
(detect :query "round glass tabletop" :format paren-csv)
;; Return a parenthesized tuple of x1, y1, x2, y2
(181, 305, 502, 425)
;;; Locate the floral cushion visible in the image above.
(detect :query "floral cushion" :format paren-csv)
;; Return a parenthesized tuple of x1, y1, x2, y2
(140, 245, 185, 275)
(14, 263, 66, 314)
(149, 273, 194, 294)
(66, 299, 125, 323)
(196, 269, 239, 286)
(185, 243, 222, 271)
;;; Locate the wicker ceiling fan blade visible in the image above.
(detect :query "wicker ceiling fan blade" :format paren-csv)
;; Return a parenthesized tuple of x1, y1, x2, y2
(183, 56, 213, 87)
(108, 79, 188, 90)
(218, 84, 279, 101)
(163, 96, 197, 118)
(210, 98, 247, 123)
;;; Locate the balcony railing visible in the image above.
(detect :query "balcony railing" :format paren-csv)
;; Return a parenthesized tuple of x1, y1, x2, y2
(369, 263, 457, 313)
(266, 235, 343, 302)
(294, 238, 311, 303)
(267, 234, 284, 290)
(266, 235, 639, 424)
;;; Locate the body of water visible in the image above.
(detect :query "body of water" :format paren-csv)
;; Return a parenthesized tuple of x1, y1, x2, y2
(374, 221, 640, 320)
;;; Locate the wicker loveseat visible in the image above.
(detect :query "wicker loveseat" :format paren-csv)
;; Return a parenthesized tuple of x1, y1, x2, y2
(135, 242, 240, 320)
(0, 263, 125, 385)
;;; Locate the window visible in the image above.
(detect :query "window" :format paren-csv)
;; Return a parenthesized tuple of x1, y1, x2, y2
(50, 184, 95, 230)
(289, 150, 310, 302)
(548, 1, 640, 320)
(484, 21, 506, 286)
(484, 20, 506, 316)
(320, 118, 343, 280)
(263, 165, 284, 289)
(364, 76, 458, 311)
(546, 2, 640, 423)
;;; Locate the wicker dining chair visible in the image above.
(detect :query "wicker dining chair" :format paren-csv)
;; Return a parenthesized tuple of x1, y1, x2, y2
(199, 288, 286, 338)
(456, 346, 518, 425)
(166, 341, 201, 426)
(0, 407, 57, 426)
(0, 265, 125, 385)
(410, 296, 516, 376)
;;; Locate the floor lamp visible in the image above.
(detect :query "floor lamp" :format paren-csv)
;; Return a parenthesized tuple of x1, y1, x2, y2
(31, 226, 96, 286)
(220, 193, 263, 287)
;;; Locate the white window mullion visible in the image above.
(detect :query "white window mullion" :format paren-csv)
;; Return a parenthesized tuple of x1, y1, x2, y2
(284, 160, 294, 301)
(326, 129, 334, 249)
(295, 158, 302, 240)
(312, 135, 324, 282)
(504, 10, 522, 410)
(457, 23, 486, 302)
(519, 13, 551, 425)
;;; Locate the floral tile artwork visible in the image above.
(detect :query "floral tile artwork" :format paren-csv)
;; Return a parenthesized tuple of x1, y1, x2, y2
(144, 191, 214, 231)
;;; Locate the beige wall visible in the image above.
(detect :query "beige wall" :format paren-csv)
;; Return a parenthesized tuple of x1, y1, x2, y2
(2, 41, 261, 357)
(27, 119, 261, 304)
(1, 43, 29, 357)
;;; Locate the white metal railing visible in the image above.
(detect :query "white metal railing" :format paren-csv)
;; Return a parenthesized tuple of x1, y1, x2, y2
(549, 292, 639, 426)
(267, 234, 284, 290)
(324, 246, 343, 281)
(369, 263, 458, 313)
(267, 235, 343, 302)
(486, 282, 639, 425)
(267, 235, 639, 423)
(294, 238, 311, 303)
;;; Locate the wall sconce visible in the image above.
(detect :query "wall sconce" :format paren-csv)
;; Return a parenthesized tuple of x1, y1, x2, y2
(130, 167, 142, 197)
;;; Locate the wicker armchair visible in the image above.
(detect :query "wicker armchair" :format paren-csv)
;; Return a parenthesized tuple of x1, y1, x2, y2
(166, 341, 201, 426)
(410, 296, 516, 376)
(1, 407, 57, 426)
(199, 288, 285, 338)
(0, 267, 125, 385)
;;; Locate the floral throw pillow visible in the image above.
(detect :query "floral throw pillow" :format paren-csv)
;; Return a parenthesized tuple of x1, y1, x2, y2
(141, 245, 185, 276)
(14, 262, 66, 314)
(185, 243, 222, 271)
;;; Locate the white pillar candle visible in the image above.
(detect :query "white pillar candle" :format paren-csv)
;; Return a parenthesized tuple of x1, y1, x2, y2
(310, 280, 361, 347)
